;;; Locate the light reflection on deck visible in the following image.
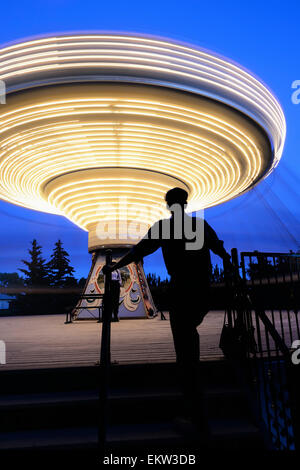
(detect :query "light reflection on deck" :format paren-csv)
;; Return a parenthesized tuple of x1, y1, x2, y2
(0, 312, 225, 370)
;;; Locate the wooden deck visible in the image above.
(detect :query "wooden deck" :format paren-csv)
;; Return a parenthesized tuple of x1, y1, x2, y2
(0, 312, 225, 370)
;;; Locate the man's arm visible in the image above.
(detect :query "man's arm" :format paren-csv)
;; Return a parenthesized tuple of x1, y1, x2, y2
(204, 220, 231, 263)
(105, 223, 161, 273)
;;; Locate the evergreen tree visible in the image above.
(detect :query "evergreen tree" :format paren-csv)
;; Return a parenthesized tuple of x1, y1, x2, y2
(78, 277, 87, 288)
(211, 264, 224, 283)
(247, 257, 276, 280)
(16, 240, 49, 315)
(47, 240, 75, 287)
(146, 273, 171, 310)
(19, 239, 49, 286)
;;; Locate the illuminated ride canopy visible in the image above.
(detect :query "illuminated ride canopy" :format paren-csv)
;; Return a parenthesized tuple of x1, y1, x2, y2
(0, 34, 286, 249)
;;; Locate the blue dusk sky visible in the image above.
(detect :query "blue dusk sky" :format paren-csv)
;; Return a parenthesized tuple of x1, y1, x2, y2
(0, 0, 299, 279)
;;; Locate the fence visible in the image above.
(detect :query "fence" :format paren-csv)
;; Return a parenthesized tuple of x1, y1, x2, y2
(224, 249, 300, 450)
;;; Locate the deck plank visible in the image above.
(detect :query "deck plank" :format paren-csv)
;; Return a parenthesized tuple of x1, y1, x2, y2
(0, 312, 225, 370)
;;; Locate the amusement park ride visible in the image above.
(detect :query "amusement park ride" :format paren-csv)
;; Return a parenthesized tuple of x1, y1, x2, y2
(0, 33, 285, 318)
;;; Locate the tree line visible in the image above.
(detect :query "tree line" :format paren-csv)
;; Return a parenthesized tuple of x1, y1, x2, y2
(146, 265, 225, 310)
(146, 261, 300, 310)
(2, 245, 298, 315)
(0, 239, 86, 315)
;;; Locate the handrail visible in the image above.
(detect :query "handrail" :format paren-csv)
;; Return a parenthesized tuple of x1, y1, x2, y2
(66, 293, 104, 323)
(253, 309, 291, 357)
(98, 249, 113, 453)
(227, 248, 299, 450)
(230, 248, 291, 358)
(241, 251, 300, 257)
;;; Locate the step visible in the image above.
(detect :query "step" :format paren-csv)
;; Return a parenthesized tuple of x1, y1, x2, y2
(0, 385, 242, 408)
(0, 360, 237, 395)
(107, 419, 263, 450)
(0, 418, 263, 451)
(0, 385, 249, 432)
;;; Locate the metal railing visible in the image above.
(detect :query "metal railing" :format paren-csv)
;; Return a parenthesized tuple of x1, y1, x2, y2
(65, 294, 104, 323)
(98, 249, 113, 453)
(224, 248, 300, 450)
(73, 246, 300, 452)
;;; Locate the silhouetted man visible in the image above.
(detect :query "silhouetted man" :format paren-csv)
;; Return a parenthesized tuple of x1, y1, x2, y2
(111, 268, 122, 322)
(104, 187, 231, 432)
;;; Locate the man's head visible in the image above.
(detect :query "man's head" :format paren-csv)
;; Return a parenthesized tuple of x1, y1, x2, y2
(165, 187, 188, 211)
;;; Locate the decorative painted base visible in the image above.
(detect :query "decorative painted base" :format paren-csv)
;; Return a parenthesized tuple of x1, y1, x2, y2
(72, 248, 156, 320)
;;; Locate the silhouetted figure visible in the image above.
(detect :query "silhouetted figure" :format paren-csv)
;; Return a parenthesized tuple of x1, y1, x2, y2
(111, 268, 122, 322)
(160, 310, 166, 320)
(105, 188, 231, 434)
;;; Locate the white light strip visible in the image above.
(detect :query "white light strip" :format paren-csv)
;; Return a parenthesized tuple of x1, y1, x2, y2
(0, 33, 285, 168)
(0, 34, 284, 244)
(0, 83, 269, 237)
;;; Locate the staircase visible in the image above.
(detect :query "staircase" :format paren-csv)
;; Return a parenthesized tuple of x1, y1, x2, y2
(0, 360, 264, 455)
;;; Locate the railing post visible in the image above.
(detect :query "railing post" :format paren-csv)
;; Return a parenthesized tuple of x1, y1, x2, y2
(223, 246, 240, 330)
(231, 247, 240, 281)
(99, 248, 113, 453)
(98, 305, 102, 323)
